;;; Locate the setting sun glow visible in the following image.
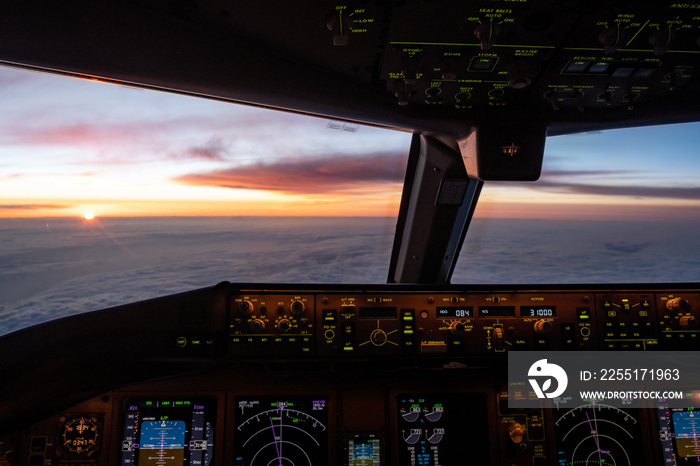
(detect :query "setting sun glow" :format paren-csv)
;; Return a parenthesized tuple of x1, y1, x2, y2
(83, 211, 95, 220)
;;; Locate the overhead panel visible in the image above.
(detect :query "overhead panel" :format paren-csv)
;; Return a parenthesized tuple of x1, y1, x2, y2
(1, 1, 699, 135)
(379, 1, 700, 124)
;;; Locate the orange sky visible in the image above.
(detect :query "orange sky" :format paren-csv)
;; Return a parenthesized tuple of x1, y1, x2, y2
(2, 66, 700, 221)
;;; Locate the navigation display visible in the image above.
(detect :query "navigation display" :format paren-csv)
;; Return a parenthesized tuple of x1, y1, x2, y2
(233, 397, 328, 466)
(554, 403, 644, 466)
(120, 399, 215, 466)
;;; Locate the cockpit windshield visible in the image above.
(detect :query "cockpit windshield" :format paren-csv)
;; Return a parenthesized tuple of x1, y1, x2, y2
(453, 123, 700, 284)
(0, 66, 410, 334)
(2, 65, 700, 335)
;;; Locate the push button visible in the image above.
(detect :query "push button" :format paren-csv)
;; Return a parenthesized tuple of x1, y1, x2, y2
(577, 307, 591, 322)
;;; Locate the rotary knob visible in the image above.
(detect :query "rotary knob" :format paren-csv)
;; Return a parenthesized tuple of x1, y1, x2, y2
(667, 298, 689, 311)
(449, 322, 466, 336)
(507, 61, 532, 89)
(371, 329, 387, 346)
(326, 12, 352, 46)
(277, 318, 292, 332)
(250, 319, 265, 332)
(680, 316, 697, 329)
(534, 320, 552, 334)
(291, 300, 305, 315)
(239, 300, 254, 314)
(474, 21, 501, 50)
(598, 27, 620, 54)
(649, 29, 671, 55)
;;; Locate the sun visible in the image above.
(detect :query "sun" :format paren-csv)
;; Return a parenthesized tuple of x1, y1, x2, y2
(82, 210, 95, 220)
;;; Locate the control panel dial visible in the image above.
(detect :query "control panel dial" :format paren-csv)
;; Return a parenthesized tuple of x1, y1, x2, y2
(59, 415, 101, 456)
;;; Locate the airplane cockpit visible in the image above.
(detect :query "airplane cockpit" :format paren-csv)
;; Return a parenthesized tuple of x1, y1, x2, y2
(1, 1, 700, 465)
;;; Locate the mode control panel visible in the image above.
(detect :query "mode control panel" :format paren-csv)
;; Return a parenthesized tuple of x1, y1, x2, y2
(229, 294, 315, 357)
(314, 291, 599, 357)
(227, 286, 699, 358)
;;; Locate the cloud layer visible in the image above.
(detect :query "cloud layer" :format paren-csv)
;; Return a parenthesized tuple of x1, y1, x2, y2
(3, 216, 700, 335)
(175, 151, 407, 194)
(0, 217, 396, 334)
(0, 204, 70, 210)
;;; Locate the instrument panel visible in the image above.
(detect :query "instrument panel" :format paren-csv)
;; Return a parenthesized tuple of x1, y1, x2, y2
(1, 283, 698, 465)
(3, 369, 698, 466)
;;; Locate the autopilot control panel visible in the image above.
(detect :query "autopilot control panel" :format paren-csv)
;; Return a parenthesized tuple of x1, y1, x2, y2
(224, 285, 698, 360)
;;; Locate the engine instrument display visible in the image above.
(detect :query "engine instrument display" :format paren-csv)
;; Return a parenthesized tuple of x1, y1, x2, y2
(397, 394, 490, 466)
(233, 397, 328, 466)
(120, 399, 215, 466)
(657, 398, 700, 465)
(554, 402, 644, 466)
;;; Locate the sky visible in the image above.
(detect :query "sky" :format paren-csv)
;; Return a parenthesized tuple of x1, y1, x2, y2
(1, 64, 700, 220)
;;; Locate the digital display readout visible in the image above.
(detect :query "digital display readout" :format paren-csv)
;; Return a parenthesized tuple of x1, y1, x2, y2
(348, 437, 381, 466)
(397, 394, 491, 465)
(436, 307, 473, 318)
(120, 399, 215, 466)
(657, 397, 700, 465)
(359, 307, 397, 319)
(478, 306, 515, 318)
(520, 306, 557, 318)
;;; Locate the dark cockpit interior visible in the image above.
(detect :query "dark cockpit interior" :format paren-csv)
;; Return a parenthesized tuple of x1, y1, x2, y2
(1, 1, 699, 465)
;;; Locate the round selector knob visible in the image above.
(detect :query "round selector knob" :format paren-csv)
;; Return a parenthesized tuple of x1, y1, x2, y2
(439, 58, 459, 80)
(291, 300, 305, 315)
(680, 315, 697, 329)
(277, 318, 292, 332)
(239, 300, 254, 314)
(326, 13, 352, 46)
(371, 329, 387, 346)
(649, 29, 671, 55)
(598, 27, 620, 54)
(250, 319, 265, 332)
(508, 422, 524, 444)
(474, 21, 501, 50)
(507, 61, 532, 89)
(449, 321, 466, 336)
(534, 319, 552, 334)
(667, 298, 689, 311)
